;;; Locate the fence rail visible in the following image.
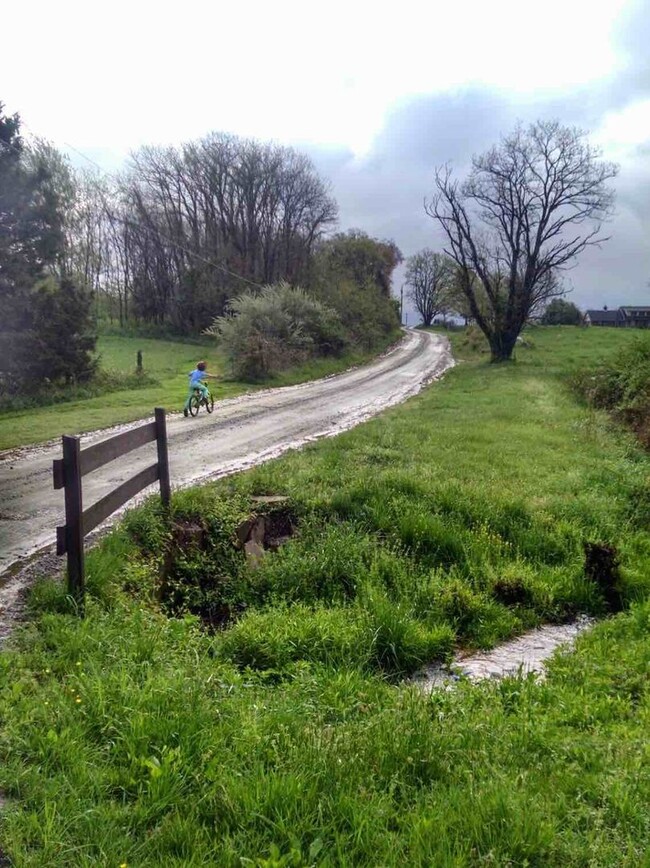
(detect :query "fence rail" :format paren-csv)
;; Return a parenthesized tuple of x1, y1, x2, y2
(53, 407, 170, 612)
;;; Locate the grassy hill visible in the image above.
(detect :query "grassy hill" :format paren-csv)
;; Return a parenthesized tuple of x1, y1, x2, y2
(1, 326, 649, 865)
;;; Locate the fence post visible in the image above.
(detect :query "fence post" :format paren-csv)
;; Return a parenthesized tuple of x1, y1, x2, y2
(155, 407, 171, 508)
(137, 350, 143, 371)
(62, 435, 85, 613)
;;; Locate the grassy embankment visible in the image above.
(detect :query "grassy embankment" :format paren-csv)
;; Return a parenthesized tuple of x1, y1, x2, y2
(0, 333, 396, 452)
(1, 326, 650, 865)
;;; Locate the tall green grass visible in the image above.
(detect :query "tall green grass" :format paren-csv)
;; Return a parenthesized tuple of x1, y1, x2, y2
(1, 326, 650, 865)
(1, 596, 649, 865)
(570, 331, 650, 447)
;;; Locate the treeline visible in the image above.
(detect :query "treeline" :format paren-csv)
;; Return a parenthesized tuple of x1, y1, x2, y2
(0, 101, 402, 396)
(84, 136, 339, 332)
(81, 140, 400, 339)
(404, 249, 577, 329)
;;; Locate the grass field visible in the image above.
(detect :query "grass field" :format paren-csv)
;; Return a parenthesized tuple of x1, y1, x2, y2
(0, 334, 396, 451)
(1, 326, 649, 865)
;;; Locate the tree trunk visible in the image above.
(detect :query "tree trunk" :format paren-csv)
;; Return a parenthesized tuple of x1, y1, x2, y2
(489, 330, 518, 362)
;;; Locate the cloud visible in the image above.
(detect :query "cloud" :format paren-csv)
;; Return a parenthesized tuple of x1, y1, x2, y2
(5, 0, 647, 315)
(308, 78, 650, 314)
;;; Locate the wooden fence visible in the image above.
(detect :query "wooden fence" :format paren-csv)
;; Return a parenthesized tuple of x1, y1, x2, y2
(53, 407, 170, 612)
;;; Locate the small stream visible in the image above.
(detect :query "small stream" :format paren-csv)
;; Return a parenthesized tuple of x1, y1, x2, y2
(413, 617, 594, 691)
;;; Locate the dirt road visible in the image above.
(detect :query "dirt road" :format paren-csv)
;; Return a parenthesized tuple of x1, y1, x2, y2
(0, 330, 453, 576)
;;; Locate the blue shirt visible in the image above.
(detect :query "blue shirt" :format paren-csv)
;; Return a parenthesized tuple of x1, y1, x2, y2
(189, 368, 206, 386)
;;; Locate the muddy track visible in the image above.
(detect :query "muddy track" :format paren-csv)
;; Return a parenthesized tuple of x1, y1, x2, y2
(0, 331, 453, 589)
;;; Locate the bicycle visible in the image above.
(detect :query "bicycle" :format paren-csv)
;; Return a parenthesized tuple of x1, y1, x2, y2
(188, 384, 214, 417)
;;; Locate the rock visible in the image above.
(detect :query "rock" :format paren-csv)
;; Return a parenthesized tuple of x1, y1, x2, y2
(244, 539, 266, 567)
(249, 516, 265, 545)
(235, 518, 255, 548)
(250, 496, 290, 505)
(235, 514, 266, 549)
(235, 498, 296, 557)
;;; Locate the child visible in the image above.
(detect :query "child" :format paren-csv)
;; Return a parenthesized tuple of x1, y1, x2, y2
(183, 361, 218, 417)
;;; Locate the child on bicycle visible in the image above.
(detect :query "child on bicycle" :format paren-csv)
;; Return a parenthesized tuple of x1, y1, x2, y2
(183, 361, 218, 417)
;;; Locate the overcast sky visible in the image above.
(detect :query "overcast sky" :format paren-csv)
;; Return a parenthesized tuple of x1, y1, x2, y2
(3, 0, 649, 315)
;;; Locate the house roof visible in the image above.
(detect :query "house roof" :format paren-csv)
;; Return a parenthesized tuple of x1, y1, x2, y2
(586, 309, 621, 322)
(620, 306, 650, 313)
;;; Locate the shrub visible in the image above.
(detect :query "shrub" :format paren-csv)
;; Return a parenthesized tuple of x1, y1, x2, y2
(206, 282, 346, 380)
(541, 299, 583, 325)
(570, 335, 650, 447)
(120, 489, 252, 624)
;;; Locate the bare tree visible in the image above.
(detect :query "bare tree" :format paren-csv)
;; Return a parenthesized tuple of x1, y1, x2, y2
(426, 121, 618, 361)
(404, 248, 453, 326)
(110, 135, 338, 331)
(444, 266, 480, 325)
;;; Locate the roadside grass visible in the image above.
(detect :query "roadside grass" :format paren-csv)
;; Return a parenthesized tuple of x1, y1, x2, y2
(569, 330, 650, 448)
(0, 333, 397, 451)
(1, 326, 650, 864)
(1, 598, 649, 864)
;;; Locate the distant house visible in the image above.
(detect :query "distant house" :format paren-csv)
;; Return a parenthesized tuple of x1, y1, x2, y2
(585, 305, 650, 328)
(619, 306, 650, 328)
(585, 308, 624, 327)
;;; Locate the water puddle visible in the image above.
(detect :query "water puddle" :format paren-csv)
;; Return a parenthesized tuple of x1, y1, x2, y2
(413, 616, 594, 691)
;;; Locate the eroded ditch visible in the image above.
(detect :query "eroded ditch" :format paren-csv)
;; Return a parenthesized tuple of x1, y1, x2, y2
(154, 496, 299, 630)
(1, 495, 618, 695)
(412, 616, 594, 691)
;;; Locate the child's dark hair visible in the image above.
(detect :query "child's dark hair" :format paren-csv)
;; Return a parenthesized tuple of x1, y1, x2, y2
(197, 361, 206, 371)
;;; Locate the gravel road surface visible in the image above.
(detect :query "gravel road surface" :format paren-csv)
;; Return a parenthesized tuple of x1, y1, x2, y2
(0, 330, 452, 578)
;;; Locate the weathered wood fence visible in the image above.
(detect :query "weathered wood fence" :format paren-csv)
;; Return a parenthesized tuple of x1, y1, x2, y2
(53, 407, 170, 612)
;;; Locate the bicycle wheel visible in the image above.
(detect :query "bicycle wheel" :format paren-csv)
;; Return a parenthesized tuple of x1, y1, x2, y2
(205, 393, 214, 413)
(188, 392, 202, 417)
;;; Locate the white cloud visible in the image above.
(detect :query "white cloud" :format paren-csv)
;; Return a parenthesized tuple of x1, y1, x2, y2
(4, 0, 648, 305)
(2, 0, 631, 157)
(594, 98, 650, 159)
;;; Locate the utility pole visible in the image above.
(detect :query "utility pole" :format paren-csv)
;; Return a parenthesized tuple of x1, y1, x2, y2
(400, 284, 404, 325)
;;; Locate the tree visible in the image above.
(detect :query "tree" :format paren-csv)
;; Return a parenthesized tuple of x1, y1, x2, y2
(25, 276, 97, 383)
(426, 121, 618, 361)
(0, 104, 97, 392)
(110, 135, 338, 332)
(0, 106, 61, 300)
(404, 249, 453, 326)
(311, 231, 402, 348)
(443, 267, 479, 325)
(541, 298, 583, 325)
(317, 230, 402, 297)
